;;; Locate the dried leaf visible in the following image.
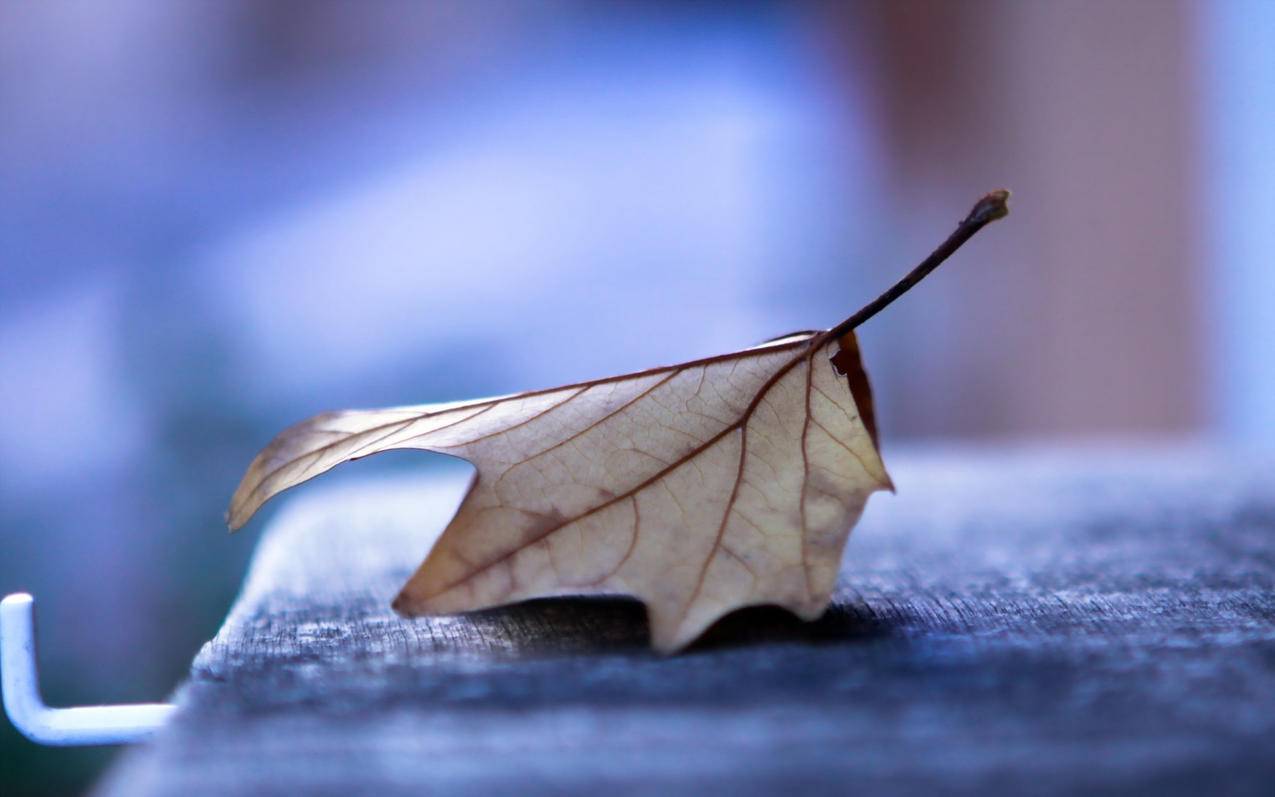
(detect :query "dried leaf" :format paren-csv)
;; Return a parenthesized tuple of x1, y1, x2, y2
(229, 190, 1009, 651)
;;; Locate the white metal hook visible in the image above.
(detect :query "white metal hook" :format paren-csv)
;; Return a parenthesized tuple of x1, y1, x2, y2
(1, 592, 174, 746)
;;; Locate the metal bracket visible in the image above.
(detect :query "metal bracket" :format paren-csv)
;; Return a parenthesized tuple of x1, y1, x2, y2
(1, 592, 175, 746)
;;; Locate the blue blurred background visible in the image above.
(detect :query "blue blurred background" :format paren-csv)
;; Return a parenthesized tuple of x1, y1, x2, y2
(2, 2, 1272, 793)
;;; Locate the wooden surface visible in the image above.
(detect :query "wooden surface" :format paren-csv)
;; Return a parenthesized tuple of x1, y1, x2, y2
(99, 446, 1275, 795)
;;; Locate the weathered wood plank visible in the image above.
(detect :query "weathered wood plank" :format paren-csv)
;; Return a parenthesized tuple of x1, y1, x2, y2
(99, 446, 1275, 795)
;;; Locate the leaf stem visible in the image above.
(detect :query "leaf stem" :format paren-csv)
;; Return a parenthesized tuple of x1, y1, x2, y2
(825, 189, 1010, 340)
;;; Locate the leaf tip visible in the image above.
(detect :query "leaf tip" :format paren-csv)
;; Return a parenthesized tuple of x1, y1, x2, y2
(646, 626, 687, 656)
(390, 586, 427, 617)
(225, 492, 254, 533)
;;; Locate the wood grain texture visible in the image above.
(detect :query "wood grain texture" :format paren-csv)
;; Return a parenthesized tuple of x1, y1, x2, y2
(100, 446, 1275, 796)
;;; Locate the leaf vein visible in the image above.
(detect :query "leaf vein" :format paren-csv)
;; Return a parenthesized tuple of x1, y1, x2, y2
(436, 386, 589, 449)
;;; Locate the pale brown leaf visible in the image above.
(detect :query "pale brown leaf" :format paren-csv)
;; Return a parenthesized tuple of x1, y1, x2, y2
(229, 190, 1009, 652)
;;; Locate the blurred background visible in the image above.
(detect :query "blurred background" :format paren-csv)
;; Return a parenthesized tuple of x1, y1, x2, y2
(2, 1, 1271, 793)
